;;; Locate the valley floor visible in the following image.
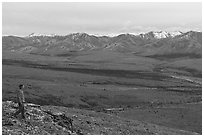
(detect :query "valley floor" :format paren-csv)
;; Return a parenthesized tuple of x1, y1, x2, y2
(2, 52, 202, 134)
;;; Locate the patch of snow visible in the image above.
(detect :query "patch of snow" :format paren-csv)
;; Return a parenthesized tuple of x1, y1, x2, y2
(71, 33, 88, 40)
(152, 31, 169, 39)
(28, 33, 58, 37)
(169, 31, 183, 37)
(139, 31, 183, 39)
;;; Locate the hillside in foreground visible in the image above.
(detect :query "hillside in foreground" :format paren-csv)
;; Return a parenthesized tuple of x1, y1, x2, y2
(2, 101, 199, 135)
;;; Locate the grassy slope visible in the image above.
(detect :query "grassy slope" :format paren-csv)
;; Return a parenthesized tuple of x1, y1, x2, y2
(2, 51, 202, 134)
(2, 101, 198, 135)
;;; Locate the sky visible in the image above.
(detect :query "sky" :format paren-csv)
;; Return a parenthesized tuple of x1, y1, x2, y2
(2, 2, 202, 36)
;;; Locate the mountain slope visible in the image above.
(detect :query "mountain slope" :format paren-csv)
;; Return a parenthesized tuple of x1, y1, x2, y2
(2, 31, 202, 57)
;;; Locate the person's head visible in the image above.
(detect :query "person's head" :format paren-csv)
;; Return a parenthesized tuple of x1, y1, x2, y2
(19, 84, 24, 89)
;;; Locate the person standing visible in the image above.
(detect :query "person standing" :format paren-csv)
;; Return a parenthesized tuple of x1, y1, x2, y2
(14, 84, 26, 119)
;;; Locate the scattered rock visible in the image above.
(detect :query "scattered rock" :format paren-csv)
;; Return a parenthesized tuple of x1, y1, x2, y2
(2, 101, 77, 135)
(2, 101, 199, 135)
(86, 120, 91, 124)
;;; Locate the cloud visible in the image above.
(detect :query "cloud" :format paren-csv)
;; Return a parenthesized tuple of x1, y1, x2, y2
(119, 23, 160, 34)
(2, 2, 202, 36)
(117, 20, 202, 35)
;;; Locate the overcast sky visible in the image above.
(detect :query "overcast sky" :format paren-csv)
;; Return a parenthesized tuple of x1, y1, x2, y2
(2, 2, 202, 36)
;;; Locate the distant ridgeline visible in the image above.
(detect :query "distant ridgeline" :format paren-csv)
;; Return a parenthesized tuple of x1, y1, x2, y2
(2, 31, 202, 57)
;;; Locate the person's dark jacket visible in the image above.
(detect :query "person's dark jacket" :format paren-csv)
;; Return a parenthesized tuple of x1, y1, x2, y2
(17, 89, 25, 103)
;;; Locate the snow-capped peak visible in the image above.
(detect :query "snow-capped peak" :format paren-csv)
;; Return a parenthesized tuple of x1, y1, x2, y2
(151, 31, 169, 39)
(140, 31, 183, 39)
(152, 31, 183, 38)
(28, 33, 57, 37)
(168, 31, 183, 37)
(69, 33, 90, 40)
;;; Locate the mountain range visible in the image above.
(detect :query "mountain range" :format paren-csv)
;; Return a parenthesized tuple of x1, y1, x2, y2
(2, 31, 202, 57)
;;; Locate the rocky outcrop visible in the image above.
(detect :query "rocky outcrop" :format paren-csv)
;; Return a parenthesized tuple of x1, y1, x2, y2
(2, 101, 79, 135)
